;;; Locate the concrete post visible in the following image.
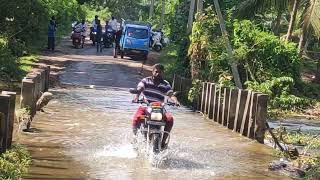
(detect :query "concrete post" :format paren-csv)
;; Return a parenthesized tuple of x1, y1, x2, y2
(0, 94, 11, 153)
(255, 94, 268, 143)
(1, 91, 16, 148)
(20, 79, 36, 117)
(40, 65, 50, 92)
(0, 112, 5, 153)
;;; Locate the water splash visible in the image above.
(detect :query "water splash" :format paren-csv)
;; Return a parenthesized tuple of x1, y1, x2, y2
(96, 144, 137, 159)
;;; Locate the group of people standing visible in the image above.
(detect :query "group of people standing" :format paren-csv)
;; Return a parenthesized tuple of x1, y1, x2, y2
(90, 15, 121, 52)
(47, 15, 122, 53)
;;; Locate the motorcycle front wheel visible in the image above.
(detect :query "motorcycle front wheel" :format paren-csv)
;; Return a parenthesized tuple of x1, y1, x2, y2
(150, 133, 161, 153)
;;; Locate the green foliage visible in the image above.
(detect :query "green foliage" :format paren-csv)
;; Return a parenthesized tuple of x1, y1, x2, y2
(0, 145, 31, 179)
(160, 43, 190, 82)
(83, 0, 146, 20)
(188, 79, 202, 102)
(0, 0, 86, 83)
(81, 4, 111, 22)
(0, 37, 22, 82)
(233, 20, 302, 82)
(246, 77, 313, 109)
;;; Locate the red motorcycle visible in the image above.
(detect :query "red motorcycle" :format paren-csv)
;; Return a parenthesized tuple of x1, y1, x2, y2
(71, 31, 84, 49)
(129, 88, 178, 153)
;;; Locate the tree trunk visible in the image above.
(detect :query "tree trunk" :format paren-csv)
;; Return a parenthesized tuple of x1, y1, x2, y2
(298, 25, 309, 56)
(298, 1, 316, 56)
(191, 60, 201, 80)
(197, 0, 203, 13)
(273, 10, 282, 36)
(213, 0, 243, 89)
(286, 0, 299, 42)
(149, 0, 155, 18)
(160, 0, 165, 28)
(187, 0, 196, 34)
(316, 59, 320, 83)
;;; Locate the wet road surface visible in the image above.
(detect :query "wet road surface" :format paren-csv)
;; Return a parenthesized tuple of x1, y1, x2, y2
(19, 40, 288, 179)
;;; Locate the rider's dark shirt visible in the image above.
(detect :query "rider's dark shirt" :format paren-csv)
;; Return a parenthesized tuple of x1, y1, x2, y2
(138, 76, 172, 102)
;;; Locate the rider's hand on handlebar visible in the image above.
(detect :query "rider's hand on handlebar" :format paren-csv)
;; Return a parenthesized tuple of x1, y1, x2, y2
(132, 95, 139, 103)
(175, 101, 181, 107)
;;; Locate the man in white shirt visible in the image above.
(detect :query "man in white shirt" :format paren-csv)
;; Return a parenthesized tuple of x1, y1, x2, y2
(108, 16, 118, 32)
(92, 15, 99, 31)
(80, 19, 87, 37)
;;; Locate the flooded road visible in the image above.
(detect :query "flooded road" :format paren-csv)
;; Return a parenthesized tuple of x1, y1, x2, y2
(20, 41, 288, 179)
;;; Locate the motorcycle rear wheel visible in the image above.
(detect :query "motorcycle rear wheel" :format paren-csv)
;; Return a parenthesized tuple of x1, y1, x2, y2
(154, 45, 161, 52)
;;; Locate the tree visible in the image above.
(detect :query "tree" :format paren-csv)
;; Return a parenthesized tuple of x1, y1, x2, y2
(286, 0, 300, 41)
(235, 0, 289, 35)
(298, 0, 320, 56)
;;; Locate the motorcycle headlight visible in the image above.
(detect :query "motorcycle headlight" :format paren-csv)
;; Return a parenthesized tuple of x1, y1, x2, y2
(150, 112, 163, 121)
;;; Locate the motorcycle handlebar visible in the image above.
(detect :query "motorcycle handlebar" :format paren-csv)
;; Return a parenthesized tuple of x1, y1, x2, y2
(131, 100, 178, 107)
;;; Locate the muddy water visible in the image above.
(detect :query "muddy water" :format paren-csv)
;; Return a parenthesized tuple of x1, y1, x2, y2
(20, 45, 288, 179)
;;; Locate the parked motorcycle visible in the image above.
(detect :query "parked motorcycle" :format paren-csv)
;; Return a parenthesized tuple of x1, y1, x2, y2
(151, 32, 162, 52)
(129, 88, 177, 154)
(103, 28, 114, 48)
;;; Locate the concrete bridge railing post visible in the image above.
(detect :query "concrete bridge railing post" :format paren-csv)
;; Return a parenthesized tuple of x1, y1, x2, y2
(20, 79, 36, 117)
(0, 94, 11, 153)
(254, 94, 268, 143)
(172, 74, 269, 143)
(1, 91, 16, 148)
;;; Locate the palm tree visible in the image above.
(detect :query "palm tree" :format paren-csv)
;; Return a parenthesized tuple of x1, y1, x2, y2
(298, 0, 320, 56)
(235, 0, 290, 35)
(286, 0, 300, 41)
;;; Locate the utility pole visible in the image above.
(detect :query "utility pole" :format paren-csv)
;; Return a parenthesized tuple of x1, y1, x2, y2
(213, 0, 242, 89)
(187, 0, 196, 34)
(197, 0, 203, 13)
(160, 0, 165, 28)
(149, 0, 155, 18)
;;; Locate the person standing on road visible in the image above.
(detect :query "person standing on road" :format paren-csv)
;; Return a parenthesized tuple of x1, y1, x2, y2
(96, 20, 103, 53)
(47, 19, 56, 52)
(113, 26, 123, 58)
(108, 16, 118, 32)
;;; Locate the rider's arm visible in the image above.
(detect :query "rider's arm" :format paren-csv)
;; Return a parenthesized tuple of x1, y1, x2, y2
(165, 82, 180, 106)
(133, 79, 146, 102)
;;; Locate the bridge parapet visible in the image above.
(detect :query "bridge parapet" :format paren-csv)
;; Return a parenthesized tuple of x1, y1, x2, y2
(173, 75, 268, 143)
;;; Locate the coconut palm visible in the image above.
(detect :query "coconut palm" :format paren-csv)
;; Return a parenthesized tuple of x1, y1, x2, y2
(298, 0, 320, 55)
(235, 0, 290, 35)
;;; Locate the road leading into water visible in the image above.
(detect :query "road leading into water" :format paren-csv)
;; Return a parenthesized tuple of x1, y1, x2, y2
(20, 39, 288, 179)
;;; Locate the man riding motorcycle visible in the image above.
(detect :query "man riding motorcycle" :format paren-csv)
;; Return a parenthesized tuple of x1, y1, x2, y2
(71, 21, 83, 48)
(132, 63, 180, 149)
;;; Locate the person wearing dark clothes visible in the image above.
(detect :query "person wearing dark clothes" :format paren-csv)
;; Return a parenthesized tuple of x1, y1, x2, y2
(96, 20, 103, 52)
(48, 20, 56, 51)
(113, 27, 122, 58)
